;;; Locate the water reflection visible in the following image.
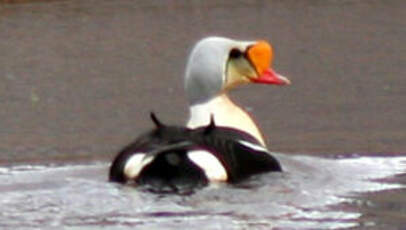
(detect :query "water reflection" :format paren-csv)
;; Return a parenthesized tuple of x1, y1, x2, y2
(1, 154, 405, 229)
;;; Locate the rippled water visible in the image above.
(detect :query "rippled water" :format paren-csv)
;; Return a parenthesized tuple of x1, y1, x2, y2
(1, 154, 405, 230)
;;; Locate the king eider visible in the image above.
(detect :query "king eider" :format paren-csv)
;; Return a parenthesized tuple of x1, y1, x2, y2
(109, 37, 290, 192)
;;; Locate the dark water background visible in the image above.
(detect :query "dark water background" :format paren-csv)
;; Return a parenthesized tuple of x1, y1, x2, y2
(1, 0, 405, 163)
(0, 0, 406, 229)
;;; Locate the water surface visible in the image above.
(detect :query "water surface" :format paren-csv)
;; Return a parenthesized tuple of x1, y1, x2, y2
(1, 154, 405, 229)
(1, 0, 405, 163)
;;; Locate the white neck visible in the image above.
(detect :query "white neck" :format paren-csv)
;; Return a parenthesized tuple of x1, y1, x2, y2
(187, 93, 266, 146)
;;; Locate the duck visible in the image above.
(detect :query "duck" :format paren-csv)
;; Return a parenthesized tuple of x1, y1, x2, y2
(109, 37, 290, 192)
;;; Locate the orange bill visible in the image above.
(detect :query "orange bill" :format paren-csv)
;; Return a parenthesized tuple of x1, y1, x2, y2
(247, 40, 290, 85)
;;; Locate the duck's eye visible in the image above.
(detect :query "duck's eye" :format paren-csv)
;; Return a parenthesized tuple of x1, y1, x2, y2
(229, 48, 243, 59)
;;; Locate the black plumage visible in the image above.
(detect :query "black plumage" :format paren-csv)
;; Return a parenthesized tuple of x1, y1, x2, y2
(109, 113, 282, 192)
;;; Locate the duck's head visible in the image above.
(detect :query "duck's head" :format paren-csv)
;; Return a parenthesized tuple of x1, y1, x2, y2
(185, 37, 290, 105)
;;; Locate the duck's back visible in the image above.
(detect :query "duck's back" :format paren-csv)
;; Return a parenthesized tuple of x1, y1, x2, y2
(109, 116, 281, 193)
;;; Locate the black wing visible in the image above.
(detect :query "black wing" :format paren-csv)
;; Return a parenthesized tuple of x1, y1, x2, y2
(192, 126, 282, 182)
(109, 114, 282, 190)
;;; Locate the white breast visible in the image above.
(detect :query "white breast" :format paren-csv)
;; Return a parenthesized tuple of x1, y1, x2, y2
(187, 94, 266, 146)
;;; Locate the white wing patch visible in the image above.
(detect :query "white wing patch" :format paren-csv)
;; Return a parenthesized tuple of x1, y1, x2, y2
(123, 153, 154, 180)
(238, 140, 269, 152)
(188, 150, 228, 181)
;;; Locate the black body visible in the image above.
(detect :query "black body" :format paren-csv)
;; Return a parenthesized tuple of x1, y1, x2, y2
(109, 114, 282, 192)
